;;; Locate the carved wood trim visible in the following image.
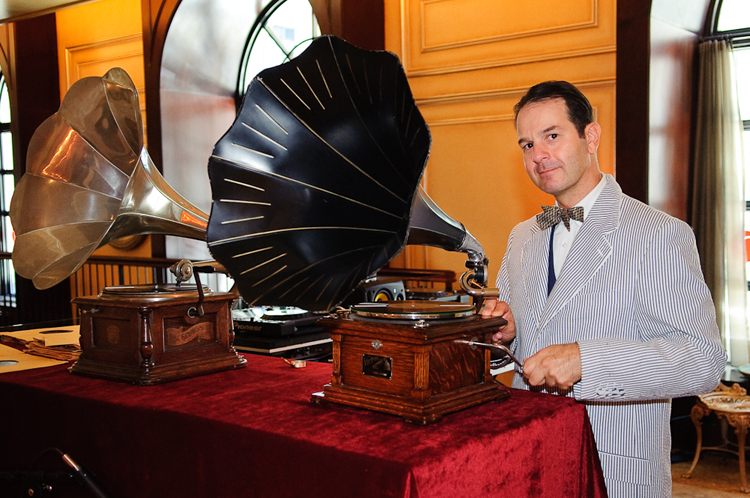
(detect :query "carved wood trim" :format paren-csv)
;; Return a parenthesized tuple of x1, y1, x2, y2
(403, 45, 616, 77)
(418, 0, 599, 52)
(62, 33, 143, 90)
(416, 80, 608, 105)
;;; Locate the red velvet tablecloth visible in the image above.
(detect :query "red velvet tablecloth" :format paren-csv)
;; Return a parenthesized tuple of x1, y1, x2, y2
(0, 355, 605, 497)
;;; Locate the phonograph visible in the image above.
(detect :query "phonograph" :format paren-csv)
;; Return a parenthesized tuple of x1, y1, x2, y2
(205, 36, 509, 423)
(10, 36, 511, 421)
(9, 68, 245, 384)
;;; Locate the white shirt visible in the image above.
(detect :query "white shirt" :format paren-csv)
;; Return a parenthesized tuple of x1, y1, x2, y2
(552, 175, 606, 278)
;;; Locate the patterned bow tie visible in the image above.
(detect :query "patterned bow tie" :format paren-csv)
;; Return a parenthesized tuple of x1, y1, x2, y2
(536, 205, 584, 231)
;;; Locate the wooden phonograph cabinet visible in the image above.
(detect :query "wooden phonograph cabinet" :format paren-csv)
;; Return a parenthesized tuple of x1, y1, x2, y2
(316, 310, 509, 424)
(72, 286, 245, 384)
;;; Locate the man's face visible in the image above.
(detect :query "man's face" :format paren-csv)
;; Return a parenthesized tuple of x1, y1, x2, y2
(515, 97, 600, 206)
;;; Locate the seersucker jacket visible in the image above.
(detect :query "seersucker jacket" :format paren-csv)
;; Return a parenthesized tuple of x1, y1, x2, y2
(496, 174, 726, 498)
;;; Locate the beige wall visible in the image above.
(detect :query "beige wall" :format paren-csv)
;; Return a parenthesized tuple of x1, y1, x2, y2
(52, 0, 617, 285)
(55, 0, 150, 259)
(55, 0, 149, 303)
(385, 0, 616, 285)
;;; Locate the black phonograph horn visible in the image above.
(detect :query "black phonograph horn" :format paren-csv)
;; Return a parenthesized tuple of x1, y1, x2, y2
(206, 36, 494, 312)
(10, 39, 493, 308)
(10, 68, 208, 290)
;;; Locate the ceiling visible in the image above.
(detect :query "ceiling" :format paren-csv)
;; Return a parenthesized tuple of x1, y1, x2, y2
(0, 0, 90, 23)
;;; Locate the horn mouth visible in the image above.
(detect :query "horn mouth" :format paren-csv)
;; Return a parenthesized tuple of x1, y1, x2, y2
(10, 68, 207, 290)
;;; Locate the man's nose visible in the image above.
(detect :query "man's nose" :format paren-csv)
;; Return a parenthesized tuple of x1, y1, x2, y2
(532, 143, 549, 163)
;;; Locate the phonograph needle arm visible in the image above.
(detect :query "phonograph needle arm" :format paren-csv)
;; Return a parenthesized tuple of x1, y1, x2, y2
(168, 259, 232, 318)
(454, 339, 524, 373)
(459, 250, 499, 300)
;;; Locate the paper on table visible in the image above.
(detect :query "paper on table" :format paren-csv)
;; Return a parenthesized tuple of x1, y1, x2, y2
(33, 327, 80, 346)
(0, 343, 66, 373)
(0, 325, 80, 347)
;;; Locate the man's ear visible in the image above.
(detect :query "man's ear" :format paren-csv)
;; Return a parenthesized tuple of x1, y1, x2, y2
(584, 122, 601, 153)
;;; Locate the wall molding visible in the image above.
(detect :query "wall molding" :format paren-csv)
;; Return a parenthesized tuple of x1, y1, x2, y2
(63, 33, 142, 90)
(419, 0, 598, 52)
(404, 45, 615, 77)
(416, 77, 616, 106)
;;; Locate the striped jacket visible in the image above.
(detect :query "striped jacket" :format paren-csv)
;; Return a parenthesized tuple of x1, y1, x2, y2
(496, 174, 725, 497)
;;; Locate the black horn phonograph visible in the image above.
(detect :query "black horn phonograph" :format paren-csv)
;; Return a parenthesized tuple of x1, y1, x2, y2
(206, 36, 428, 312)
(206, 36, 508, 423)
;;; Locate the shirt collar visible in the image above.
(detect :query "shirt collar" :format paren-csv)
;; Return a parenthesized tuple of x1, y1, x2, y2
(556, 174, 606, 222)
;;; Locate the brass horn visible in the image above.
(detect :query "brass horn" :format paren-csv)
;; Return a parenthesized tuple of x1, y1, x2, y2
(10, 68, 208, 290)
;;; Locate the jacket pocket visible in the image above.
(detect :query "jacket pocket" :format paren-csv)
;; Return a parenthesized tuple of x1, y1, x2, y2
(598, 451, 654, 485)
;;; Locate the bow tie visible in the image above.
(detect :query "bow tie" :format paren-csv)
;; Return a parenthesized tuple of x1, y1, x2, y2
(536, 205, 584, 231)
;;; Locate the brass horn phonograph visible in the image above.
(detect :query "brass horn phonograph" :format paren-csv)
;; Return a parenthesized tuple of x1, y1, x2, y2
(9, 68, 245, 384)
(206, 36, 508, 423)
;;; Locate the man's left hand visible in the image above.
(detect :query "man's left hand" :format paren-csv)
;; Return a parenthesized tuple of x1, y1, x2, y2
(522, 343, 582, 390)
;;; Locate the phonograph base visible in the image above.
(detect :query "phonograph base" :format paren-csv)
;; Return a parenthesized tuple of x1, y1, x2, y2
(71, 286, 246, 385)
(312, 309, 509, 424)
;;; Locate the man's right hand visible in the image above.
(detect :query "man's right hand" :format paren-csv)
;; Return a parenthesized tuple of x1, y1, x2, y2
(479, 299, 516, 344)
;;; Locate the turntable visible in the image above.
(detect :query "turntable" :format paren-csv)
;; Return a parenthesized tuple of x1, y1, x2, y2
(231, 306, 332, 361)
(311, 301, 506, 424)
(73, 282, 244, 384)
(232, 306, 320, 337)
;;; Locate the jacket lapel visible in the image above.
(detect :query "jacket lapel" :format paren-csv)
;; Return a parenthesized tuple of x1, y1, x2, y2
(537, 175, 621, 332)
(521, 223, 549, 325)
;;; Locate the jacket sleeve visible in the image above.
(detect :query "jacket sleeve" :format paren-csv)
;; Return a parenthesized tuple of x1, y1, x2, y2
(573, 217, 726, 401)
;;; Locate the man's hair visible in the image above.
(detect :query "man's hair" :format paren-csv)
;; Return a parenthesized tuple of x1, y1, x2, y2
(513, 81, 593, 137)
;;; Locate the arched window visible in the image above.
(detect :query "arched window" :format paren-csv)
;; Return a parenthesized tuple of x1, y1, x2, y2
(238, 0, 321, 96)
(0, 72, 15, 308)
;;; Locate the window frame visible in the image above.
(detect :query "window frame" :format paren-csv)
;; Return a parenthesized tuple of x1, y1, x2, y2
(236, 0, 321, 99)
(0, 73, 15, 307)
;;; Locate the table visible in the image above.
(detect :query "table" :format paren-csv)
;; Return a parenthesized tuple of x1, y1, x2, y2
(684, 383, 750, 493)
(0, 355, 605, 497)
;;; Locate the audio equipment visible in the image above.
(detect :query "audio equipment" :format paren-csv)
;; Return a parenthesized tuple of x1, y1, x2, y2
(10, 38, 510, 417)
(201, 36, 507, 422)
(9, 68, 244, 384)
(205, 36, 494, 311)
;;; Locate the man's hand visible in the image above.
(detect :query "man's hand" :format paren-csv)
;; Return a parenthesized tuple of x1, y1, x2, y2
(523, 343, 582, 390)
(479, 299, 516, 344)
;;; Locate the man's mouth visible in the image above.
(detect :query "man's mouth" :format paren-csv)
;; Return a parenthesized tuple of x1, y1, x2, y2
(536, 163, 560, 176)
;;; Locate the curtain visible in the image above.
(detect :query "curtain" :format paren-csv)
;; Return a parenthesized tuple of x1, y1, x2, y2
(692, 39, 748, 365)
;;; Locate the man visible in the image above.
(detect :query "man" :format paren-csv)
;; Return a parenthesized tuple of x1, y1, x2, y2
(481, 80, 725, 497)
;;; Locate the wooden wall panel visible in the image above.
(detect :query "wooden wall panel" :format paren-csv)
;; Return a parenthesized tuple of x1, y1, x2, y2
(61, 34, 145, 135)
(400, 0, 614, 75)
(385, 0, 616, 282)
(55, 0, 150, 260)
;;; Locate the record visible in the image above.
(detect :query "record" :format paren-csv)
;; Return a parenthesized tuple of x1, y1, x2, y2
(350, 300, 475, 320)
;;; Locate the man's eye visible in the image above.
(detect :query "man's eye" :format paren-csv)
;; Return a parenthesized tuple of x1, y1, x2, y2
(548, 133, 558, 140)
(521, 143, 533, 151)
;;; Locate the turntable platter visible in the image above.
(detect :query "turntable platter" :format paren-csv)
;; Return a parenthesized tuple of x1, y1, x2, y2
(351, 300, 475, 320)
(99, 284, 211, 300)
(260, 306, 310, 321)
